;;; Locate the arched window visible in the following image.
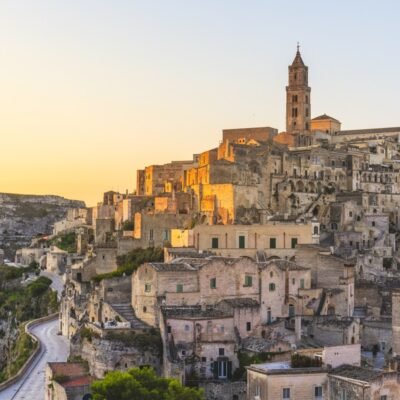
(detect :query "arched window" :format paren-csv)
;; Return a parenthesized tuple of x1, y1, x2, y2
(313, 226, 319, 235)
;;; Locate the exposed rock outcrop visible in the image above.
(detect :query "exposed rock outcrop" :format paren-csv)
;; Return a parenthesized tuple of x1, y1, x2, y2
(0, 193, 85, 258)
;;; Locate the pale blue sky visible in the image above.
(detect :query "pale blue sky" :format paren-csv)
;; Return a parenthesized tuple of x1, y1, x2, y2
(1, 1, 399, 204)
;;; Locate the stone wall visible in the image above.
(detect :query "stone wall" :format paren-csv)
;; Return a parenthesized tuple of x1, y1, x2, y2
(200, 381, 246, 400)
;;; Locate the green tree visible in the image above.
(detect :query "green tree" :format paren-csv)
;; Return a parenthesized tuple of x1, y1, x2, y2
(91, 368, 204, 400)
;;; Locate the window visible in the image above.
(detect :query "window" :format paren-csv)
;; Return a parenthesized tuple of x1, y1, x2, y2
(143, 306, 147, 313)
(244, 275, 253, 287)
(291, 238, 298, 249)
(267, 308, 272, 323)
(210, 278, 217, 289)
(211, 237, 219, 249)
(184, 324, 190, 331)
(269, 283, 276, 291)
(305, 108, 309, 117)
(176, 284, 183, 293)
(292, 278, 295, 285)
(149, 229, 154, 241)
(313, 226, 319, 235)
(163, 229, 169, 241)
(381, 395, 387, 400)
(349, 211, 353, 217)
(372, 221, 376, 227)
(288, 304, 295, 317)
(238, 235, 246, 249)
(300, 279, 305, 289)
(315, 386, 323, 399)
(201, 357, 207, 362)
(270, 238, 277, 249)
(283, 388, 290, 399)
(167, 325, 171, 333)
(144, 283, 151, 292)
(219, 348, 225, 356)
(341, 389, 347, 400)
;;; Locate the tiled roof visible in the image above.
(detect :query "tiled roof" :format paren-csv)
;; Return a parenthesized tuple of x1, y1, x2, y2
(61, 376, 94, 388)
(48, 362, 87, 377)
(337, 127, 400, 136)
(149, 262, 198, 272)
(312, 114, 340, 123)
(219, 298, 259, 308)
(330, 365, 383, 382)
(162, 305, 231, 319)
(259, 259, 309, 271)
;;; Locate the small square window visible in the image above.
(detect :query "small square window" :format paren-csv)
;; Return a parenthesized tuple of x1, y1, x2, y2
(144, 283, 151, 292)
(184, 324, 190, 331)
(270, 238, 277, 249)
(177, 284, 183, 293)
(219, 348, 225, 356)
(291, 238, 298, 249)
(210, 278, 217, 289)
(269, 283, 276, 291)
(244, 275, 253, 287)
(201, 357, 207, 362)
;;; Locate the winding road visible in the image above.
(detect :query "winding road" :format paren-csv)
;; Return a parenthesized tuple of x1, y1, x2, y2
(0, 272, 70, 400)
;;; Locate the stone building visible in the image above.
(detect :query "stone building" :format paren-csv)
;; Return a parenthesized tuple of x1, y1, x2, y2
(45, 362, 92, 400)
(173, 218, 320, 259)
(328, 366, 400, 400)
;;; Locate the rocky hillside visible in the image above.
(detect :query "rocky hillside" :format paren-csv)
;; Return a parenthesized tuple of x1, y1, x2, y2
(0, 193, 85, 258)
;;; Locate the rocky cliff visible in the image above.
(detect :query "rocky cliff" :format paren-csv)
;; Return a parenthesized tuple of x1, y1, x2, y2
(0, 193, 85, 258)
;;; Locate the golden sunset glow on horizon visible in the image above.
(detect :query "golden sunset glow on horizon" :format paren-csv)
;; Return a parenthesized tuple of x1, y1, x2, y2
(2, 1, 400, 206)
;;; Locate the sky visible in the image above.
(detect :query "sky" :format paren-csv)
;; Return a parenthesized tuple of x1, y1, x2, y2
(1, 1, 400, 206)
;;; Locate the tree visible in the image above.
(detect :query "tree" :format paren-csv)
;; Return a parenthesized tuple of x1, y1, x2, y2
(91, 368, 204, 400)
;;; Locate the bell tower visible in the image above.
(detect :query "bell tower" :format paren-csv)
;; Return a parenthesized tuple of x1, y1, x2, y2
(286, 45, 311, 134)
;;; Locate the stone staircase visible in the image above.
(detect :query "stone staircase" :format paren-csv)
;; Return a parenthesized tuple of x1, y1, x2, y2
(110, 303, 149, 330)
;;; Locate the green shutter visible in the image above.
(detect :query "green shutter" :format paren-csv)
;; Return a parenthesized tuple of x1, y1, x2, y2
(227, 361, 232, 379)
(212, 362, 218, 379)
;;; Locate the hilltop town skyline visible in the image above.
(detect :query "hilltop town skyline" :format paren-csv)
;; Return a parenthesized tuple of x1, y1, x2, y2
(2, 1, 400, 205)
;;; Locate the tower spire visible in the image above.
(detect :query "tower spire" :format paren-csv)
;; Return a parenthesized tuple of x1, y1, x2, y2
(286, 47, 311, 133)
